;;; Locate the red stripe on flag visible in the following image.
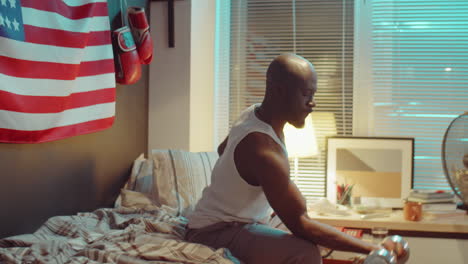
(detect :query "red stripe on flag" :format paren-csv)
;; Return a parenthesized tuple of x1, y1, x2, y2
(24, 25, 111, 48)
(0, 56, 115, 79)
(0, 88, 115, 113)
(78, 60, 115, 77)
(21, 0, 109, 20)
(0, 117, 115, 144)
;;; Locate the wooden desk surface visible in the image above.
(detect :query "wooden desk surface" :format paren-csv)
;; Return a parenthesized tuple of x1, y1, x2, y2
(308, 210, 468, 238)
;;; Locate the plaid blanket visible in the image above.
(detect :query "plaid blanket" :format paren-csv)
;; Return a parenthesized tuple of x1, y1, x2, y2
(0, 207, 239, 264)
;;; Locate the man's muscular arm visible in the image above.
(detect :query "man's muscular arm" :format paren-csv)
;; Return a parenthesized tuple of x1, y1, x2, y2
(235, 132, 380, 254)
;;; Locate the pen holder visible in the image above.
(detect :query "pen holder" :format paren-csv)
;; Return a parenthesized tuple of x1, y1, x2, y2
(337, 183, 353, 206)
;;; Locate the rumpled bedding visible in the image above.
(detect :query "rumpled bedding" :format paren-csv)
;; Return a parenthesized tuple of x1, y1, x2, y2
(0, 207, 239, 264)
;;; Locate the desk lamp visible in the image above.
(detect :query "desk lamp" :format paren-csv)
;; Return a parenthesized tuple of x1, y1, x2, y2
(284, 114, 318, 184)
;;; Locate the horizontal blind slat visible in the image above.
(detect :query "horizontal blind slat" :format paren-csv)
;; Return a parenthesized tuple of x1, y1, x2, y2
(371, 0, 467, 190)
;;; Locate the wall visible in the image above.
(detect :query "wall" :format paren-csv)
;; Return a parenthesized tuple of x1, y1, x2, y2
(148, 0, 215, 153)
(148, 0, 191, 151)
(189, 1, 215, 152)
(0, 0, 148, 238)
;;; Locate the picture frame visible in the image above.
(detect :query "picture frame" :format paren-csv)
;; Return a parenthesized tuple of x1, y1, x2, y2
(326, 136, 414, 208)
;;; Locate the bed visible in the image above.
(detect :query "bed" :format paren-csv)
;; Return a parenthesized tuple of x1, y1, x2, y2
(0, 150, 240, 263)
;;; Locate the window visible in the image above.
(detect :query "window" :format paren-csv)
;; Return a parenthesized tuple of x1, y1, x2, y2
(215, 0, 354, 201)
(354, 0, 468, 190)
(214, 0, 467, 199)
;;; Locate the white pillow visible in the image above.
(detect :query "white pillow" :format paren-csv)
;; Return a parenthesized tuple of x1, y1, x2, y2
(152, 149, 218, 216)
(119, 189, 157, 209)
(115, 153, 159, 207)
(116, 150, 218, 217)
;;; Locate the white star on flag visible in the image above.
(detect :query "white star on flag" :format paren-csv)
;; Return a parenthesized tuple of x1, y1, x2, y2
(8, 0, 15, 8)
(0, 14, 4, 26)
(5, 16, 10, 29)
(12, 18, 19, 31)
(0, 0, 6, 7)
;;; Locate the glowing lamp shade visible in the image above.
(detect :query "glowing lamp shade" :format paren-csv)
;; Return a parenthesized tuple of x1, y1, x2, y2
(283, 114, 318, 158)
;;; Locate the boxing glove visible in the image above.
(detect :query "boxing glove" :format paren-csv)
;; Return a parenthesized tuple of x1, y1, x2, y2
(127, 6, 153, 64)
(112, 26, 142, 85)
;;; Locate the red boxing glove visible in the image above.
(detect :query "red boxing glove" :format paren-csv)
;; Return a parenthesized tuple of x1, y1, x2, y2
(128, 6, 153, 64)
(113, 26, 142, 85)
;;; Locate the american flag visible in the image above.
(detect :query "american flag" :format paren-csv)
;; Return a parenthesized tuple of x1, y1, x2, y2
(0, 0, 115, 143)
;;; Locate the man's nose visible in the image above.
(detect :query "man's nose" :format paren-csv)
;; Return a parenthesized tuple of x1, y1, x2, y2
(308, 100, 316, 108)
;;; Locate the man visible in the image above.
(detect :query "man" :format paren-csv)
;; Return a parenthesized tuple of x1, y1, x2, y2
(185, 53, 404, 263)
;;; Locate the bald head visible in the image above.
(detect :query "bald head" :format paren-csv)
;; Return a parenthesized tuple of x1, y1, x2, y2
(259, 53, 317, 129)
(266, 53, 315, 94)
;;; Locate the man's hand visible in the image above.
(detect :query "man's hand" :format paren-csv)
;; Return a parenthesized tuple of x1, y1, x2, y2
(380, 236, 410, 263)
(351, 237, 409, 264)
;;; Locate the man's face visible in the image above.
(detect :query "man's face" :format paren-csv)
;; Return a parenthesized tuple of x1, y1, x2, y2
(285, 70, 317, 128)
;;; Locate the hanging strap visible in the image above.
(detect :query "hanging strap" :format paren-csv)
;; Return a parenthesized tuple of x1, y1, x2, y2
(119, 0, 129, 26)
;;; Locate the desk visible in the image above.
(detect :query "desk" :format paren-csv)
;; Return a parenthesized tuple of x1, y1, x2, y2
(309, 210, 468, 264)
(308, 209, 468, 238)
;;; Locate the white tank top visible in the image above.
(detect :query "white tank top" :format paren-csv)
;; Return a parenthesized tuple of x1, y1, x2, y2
(187, 104, 287, 229)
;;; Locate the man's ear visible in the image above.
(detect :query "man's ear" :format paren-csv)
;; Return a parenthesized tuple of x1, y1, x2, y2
(273, 82, 287, 97)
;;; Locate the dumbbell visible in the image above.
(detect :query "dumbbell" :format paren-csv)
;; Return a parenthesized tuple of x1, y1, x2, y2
(363, 248, 397, 264)
(363, 235, 410, 264)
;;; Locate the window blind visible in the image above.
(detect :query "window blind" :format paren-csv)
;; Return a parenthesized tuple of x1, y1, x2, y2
(369, 0, 468, 190)
(217, 0, 355, 201)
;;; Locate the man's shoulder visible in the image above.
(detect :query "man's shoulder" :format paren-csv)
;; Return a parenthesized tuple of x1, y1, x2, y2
(237, 131, 284, 155)
(234, 131, 289, 186)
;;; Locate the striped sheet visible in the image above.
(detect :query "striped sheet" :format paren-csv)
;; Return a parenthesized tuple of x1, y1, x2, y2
(0, 207, 238, 264)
